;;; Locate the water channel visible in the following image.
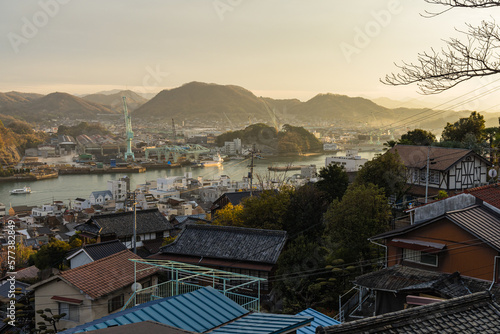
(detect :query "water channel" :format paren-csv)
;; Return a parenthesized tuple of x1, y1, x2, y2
(1, 150, 380, 208)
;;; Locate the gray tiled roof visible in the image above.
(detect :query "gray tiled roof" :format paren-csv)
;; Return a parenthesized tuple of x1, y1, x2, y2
(354, 265, 500, 300)
(76, 209, 173, 238)
(160, 224, 287, 264)
(82, 239, 128, 261)
(317, 291, 500, 333)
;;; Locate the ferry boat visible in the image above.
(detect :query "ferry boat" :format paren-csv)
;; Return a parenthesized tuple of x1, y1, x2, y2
(10, 186, 32, 194)
(200, 153, 223, 167)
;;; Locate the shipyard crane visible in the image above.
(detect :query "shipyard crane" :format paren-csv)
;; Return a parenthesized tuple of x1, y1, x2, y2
(122, 96, 135, 161)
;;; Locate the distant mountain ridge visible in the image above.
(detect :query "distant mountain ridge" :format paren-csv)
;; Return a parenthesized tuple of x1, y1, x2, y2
(2, 82, 500, 131)
(82, 90, 147, 111)
(0, 92, 116, 121)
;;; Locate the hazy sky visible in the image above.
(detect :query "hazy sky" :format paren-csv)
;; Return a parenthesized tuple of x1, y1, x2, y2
(2, 1, 500, 110)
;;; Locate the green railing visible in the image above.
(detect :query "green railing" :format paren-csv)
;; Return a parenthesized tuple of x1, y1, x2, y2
(122, 281, 259, 311)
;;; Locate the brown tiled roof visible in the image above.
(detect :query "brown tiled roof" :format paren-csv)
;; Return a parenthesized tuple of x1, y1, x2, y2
(465, 183, 500, 209)
(388, 145, 490, 171)
(60, 249, 157, 299)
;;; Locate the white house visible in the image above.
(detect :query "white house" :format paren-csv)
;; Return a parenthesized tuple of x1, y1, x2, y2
(32, 204, 56, 217)
(388, 145, 492, 195)
(89, 191, 113, 205)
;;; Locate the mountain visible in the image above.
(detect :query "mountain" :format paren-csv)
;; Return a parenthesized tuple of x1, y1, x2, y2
(82, 90, 147, 111)
(134, 82, 272, 123)
(286, 93, 391, 126)
(20, 92, 115, 120)
(0, 91, 44, 113)
(371, 97, 431, 109)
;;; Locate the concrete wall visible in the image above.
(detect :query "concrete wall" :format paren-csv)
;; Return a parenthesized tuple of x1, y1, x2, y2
(414, 194, 476, 224)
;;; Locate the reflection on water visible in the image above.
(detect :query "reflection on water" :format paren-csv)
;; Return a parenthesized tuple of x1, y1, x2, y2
(0, 151, 379, 207)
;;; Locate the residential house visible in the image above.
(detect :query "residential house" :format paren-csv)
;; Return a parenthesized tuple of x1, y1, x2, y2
(317, 291, 500, 333)
(69, 321, 198, 334)
(66, 240, 128, 269)
(149, 224, 287, 292)
(60, 287, 313, 334)
(388, 145, 491, 198)
(73, 198, 90, 211)
(343, 265, 500, 319)
(75, 208, 173, 249)
(89, 190, 113, 205)
(0, 203, 5, 217)
(28, 249, 158, 330)
(169, 214, 210, 236)
(371, 197, 500, 282)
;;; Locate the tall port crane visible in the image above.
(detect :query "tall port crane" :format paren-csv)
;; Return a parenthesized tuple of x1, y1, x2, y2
(122, 96, 135, 161)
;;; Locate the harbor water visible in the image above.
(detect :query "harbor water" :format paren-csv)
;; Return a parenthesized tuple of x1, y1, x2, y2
(1, 151, 380, 208)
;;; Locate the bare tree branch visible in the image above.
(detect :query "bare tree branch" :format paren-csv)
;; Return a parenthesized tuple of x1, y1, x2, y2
(423, 0, 500, 17)
(382, 20, 500, 94)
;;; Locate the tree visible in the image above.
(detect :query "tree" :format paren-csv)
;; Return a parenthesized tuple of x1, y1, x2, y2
(355, 151, 408, 201)
(238, 188, 293, 230)
(383, 1, 500, 94)
(282, 184, 330, 242)
(30, 239, 71, 270)
(441, 111, 486, 143)
(323, 183, 391, 270)
(212, 203, 245, 227)
(315, 164, 349, 202)
(399, 129, 436, 146)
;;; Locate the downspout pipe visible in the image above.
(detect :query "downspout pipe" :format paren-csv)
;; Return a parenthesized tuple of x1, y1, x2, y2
(370, 239, 388, 268)
(489, 256, 500, 290)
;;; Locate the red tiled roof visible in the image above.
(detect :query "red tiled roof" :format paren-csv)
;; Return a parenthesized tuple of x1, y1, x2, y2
(60, 249, 157, 299)
(464, 183, 500, 210)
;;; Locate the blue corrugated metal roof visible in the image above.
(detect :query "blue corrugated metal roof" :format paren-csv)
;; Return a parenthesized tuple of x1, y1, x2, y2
(210, 313, 313, 334)
(61, 287, 249, 333)
(295, 308, 340, 334)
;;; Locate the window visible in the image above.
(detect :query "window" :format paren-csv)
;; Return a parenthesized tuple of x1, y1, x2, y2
(429, 170, 440, 184)
(108, 294, 124, 313)
(59, 303, 79, 322)
(403, 248, 438, 267)
(156, 231, 164, 239)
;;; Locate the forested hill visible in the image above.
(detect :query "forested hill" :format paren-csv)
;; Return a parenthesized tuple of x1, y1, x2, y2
(216, 123, 323, 154)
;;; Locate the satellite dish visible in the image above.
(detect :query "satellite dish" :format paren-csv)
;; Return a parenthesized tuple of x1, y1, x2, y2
(489, 169, 497, 178)
(131, 282, 142, 292)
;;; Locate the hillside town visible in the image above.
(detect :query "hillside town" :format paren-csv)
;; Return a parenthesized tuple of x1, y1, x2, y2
(5, 0, 500, 332)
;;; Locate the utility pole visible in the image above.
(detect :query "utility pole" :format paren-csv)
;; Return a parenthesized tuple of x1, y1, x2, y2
(425, 146, 430, 204)
(248, 144, 256, 196)
(424, 146, 436, 204)
(126, 191, 138, 254)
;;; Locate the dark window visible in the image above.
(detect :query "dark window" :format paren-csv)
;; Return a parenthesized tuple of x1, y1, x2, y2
(156, 231, 164, 239)
(108, 294, 124, 313)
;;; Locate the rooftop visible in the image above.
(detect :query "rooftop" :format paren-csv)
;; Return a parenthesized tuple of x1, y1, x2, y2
(388, 145, 490, 171)
(159, 224, 287, 265)
(31, 250, 157, 299)
(76, 208, 173, 238)
(317, 291, 500, 333)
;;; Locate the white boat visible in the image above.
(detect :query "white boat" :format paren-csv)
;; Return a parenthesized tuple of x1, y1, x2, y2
(200, 153, 223, 167)
(10, 186, 31, 194)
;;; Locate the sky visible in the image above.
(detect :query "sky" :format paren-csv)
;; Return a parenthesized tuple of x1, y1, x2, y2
(2, 0, 500, 111)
